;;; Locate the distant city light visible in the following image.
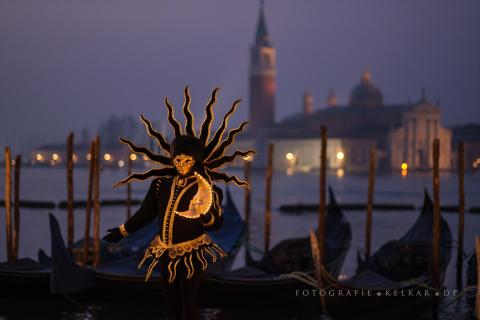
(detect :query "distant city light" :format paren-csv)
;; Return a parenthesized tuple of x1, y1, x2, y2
(118, 160, 125, 168)
(143, 155, 149, 161)
(336, 151, 345, 160)
(336, 168, 345, 178)
(73, 154, 78, 162)
(86, 153, 92, 161)
(285, 152, 294, 160)
(474, 158, 480, 167)
(52, 153, 59, 161)
(401, 162, 408, 170)
(338, 274, 348, 281)
(36, 154, 43, 161)
(104, 153, 112, 161)
(130, 154, 137, 161)
(401, 169, 408, 177)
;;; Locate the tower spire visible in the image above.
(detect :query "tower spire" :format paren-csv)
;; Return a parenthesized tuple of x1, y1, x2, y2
(421, 88, 427, 102)
(361, 68, 372, 83)
(255, 1, 272, 47)
(249, 0, 276, 130)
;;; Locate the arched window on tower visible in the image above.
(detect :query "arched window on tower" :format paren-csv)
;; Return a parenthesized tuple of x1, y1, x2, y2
(263, 53, 271, 67)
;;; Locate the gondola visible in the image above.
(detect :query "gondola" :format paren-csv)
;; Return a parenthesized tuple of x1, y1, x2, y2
(0, 187, 245, 301)
(49, 187, 245, 301)
(0, 257, 50, 298)
(0, 217, 97, 299)
(48, 187, 351, 306)
(198, 187, 352, 307)
(245, 187, 350, 278)
(322, 190, 453, 319)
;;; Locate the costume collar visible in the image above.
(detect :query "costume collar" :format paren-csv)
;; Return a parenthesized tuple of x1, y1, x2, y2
(175, 173, 196, 187)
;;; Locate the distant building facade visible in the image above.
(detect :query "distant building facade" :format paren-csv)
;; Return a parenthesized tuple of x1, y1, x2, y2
(239, 5, 452, 172)
(389, 94, 452, 170)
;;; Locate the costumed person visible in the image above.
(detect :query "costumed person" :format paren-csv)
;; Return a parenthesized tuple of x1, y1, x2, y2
(103, 87, 254, 320)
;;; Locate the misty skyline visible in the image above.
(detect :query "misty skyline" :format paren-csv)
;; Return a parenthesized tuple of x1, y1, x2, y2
(1, 0, 479, 152)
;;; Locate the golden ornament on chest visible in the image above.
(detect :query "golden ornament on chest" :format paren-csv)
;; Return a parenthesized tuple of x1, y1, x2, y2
(175, 171, 213, 219)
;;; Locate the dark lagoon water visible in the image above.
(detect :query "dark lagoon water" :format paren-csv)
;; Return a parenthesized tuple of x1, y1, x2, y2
(0, 167, 479, 319)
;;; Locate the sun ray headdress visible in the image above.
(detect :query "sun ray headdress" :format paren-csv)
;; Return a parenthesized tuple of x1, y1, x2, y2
(114, 87, 255, 189)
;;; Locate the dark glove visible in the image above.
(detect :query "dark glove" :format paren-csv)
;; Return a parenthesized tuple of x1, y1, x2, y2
(102, 228, 123, 243)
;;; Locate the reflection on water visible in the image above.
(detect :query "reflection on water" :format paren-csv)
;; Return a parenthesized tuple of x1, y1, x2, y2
(0, 168, 478, 319)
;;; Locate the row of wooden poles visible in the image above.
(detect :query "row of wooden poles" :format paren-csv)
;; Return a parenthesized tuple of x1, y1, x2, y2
(4, 133, 134, 267)
(251, 126, 479, 317)
(3, 129, 480, 315)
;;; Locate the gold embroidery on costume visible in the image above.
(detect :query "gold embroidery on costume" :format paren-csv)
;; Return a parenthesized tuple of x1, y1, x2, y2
(167, 259, 174, 281)
(184, 253, 195, 279)
(176, 171, 213, 219)
(211, 243, 227, 258)
(201, 214, 215, 227)
(167, 179, 197, 245)
(169, 259, 181, 283)
(196, 251, 207, 271)
(184, 256, 192, 278)
(204, 246, 217, 263)
(138, 233, 226, 283)
(146, 259, 159, 281)
(162, 181, 177, 242)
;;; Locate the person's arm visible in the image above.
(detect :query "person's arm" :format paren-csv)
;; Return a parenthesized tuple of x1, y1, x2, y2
(199, 185, 223, 232)
(103, 179, 159, 243)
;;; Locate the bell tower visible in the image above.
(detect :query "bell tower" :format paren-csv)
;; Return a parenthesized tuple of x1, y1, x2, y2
(249, 1, 276, 131)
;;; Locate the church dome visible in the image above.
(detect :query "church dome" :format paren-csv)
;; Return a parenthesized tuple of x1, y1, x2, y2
(350, 69, 383, 108)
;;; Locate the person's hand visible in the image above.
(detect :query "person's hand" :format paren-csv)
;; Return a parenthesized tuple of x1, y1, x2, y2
(102, 228, 123, 243)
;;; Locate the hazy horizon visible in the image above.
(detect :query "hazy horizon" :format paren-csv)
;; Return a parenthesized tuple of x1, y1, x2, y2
(1, 0, 479, 153)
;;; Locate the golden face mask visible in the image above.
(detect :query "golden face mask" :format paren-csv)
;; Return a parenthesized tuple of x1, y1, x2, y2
(173, 154, 195, 176)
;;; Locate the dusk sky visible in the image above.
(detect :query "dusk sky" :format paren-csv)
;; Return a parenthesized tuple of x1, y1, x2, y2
(1, 0, 479, 152)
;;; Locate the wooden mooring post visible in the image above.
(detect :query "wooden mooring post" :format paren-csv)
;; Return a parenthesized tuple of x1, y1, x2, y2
(93, 136, 101, 267)
(82, 139, 96, 266)
(4, 147, 13, 262)
(310, 229, 327, 313)
(365, 145, 377, 262)
(244, 159, 252, 250)
(318, 126, 327, 265)
(432, 138, 441, 314)
(456, 142, 465, 287)
(66, 132, 74, 248)
(13, 155, 21, 260)
(264, 143, 273, 254)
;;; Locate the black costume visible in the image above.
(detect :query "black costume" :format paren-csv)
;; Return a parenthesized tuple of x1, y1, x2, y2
(103, 87, 254, 320)
(130, 174, 226, 282)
